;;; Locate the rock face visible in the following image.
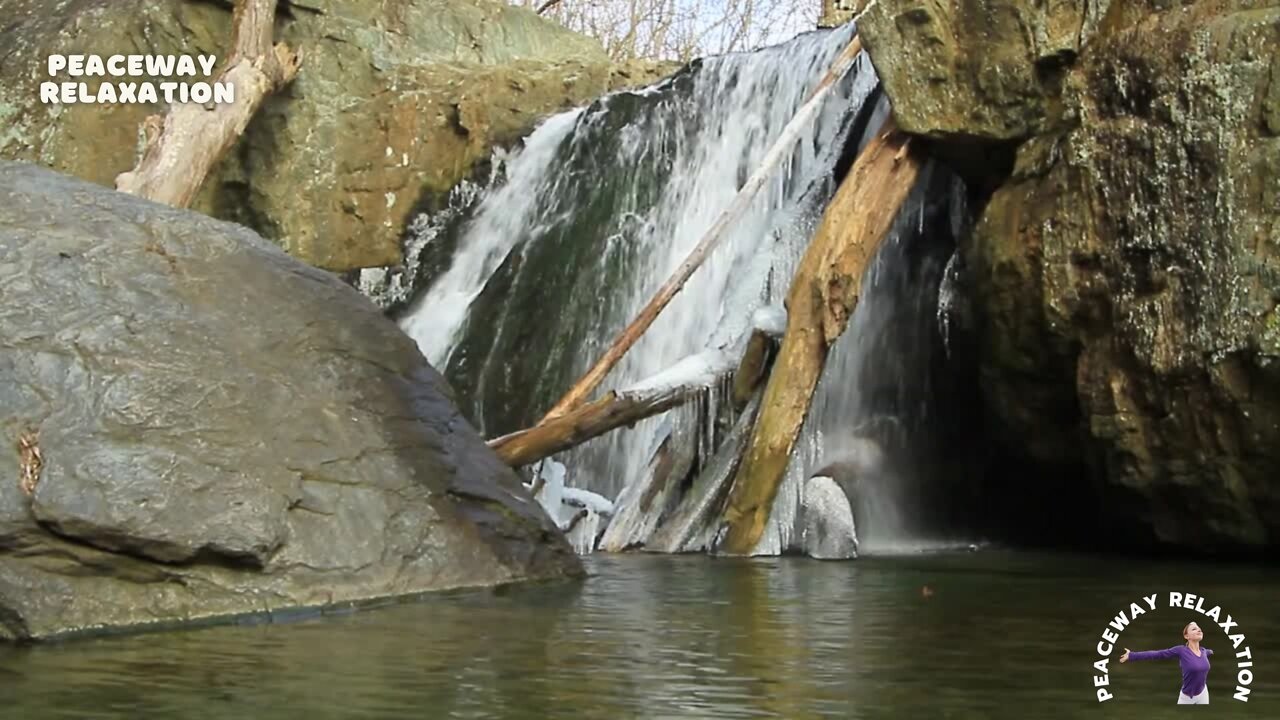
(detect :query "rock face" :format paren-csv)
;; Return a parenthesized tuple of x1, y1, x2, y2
(0, 161, 580, 641)
(0, 0, 669, 272)
(858, 0, 1111, 142)
(861, 2, 1280, 549)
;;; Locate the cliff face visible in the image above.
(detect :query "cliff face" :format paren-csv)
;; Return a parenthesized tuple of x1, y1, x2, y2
(0, 0, 669, 272)
(861, 1, 1280, 550)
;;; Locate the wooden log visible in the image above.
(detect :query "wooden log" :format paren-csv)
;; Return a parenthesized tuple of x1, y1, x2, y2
(731, 309, 785, 410)
(115, 0, 301, 208)
(717, 119, 922, 555)
(645, 391, 762, 553)
(596, 415, 699, 552)
(594, 309, 785, 550)
(490, 349, 738, 467)
(536, 35, 866, 423)
(491, 307, 786, 468)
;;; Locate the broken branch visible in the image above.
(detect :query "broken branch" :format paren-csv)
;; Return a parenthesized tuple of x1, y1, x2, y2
(115, 0, 301, 208)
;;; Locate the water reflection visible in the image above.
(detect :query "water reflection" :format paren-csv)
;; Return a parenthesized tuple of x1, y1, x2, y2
(0, 552, 1276, 719)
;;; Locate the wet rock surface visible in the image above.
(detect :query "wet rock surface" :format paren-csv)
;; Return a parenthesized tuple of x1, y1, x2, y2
(0, 161, 580, 640)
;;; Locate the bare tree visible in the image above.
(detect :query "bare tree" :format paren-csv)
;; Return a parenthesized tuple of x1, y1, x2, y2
(513, 0, 822, 62)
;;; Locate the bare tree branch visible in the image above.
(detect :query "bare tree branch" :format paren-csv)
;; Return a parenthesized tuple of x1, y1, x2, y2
(517, 0, 821, 62)
(115, 0, 301, 208)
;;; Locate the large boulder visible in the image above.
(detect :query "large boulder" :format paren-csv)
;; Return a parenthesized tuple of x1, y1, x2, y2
(860, 2, 1280, 549)
(0, 161, 580, 641)
(0, 0, 669, 272)
(857, 0, 1112, 142)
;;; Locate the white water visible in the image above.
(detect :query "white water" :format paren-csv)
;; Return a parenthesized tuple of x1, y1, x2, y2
(759, 164, 975, 556)
(398, 25, 971, 554)
(400, 109, 584, 367)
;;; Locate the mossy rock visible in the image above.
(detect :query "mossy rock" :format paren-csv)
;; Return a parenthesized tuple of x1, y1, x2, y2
(959, 4, 1280, 549)
(0, 0, 670, 271)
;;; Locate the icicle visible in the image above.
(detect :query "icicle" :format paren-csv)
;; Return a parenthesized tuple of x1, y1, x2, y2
(937, 250, 961, 359)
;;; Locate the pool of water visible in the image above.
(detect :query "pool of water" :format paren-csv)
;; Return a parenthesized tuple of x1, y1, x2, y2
(0, 550, 1275, 718)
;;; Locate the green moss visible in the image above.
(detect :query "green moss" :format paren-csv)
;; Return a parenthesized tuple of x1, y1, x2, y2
(1263, 307, 1280, 358)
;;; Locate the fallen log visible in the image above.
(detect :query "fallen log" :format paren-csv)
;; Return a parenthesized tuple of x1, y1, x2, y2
(537, 34, 866, 423)
(491, 308, 786, 468)
(595, 414, 699, 552)
(490, 349, 738, 467)
(717, 119, 922, 556)
(592, 312, 784, 551)
(645, 391, 762, 554)
(115, 0, 301, 207)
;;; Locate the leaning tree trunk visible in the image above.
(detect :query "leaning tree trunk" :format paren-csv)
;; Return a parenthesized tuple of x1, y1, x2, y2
(115, 0, 301, 207)
(717, 119, 922, 555)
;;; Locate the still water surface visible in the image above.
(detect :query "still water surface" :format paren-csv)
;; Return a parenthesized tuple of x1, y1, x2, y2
(1, 550, 1276, 718)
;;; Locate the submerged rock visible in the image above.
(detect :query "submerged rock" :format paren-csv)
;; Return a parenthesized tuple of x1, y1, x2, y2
(0, 0, 672, 272)
(0, 162, 580, 641)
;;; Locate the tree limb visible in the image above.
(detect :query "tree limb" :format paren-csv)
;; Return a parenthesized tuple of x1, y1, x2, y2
(115, 0, 301, 208)
(536, 0, 564, 15)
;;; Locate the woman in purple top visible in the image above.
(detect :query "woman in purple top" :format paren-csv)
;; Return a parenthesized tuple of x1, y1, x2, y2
(1120, 621, 1214, 704)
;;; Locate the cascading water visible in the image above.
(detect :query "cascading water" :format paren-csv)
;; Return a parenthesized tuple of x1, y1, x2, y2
(399, 109, 585, 367)
(759, 161, 976, 556)
(395, 24, 976, 555)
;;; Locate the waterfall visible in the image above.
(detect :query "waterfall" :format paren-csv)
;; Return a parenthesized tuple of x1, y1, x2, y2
(397, 109, 585, 366)
(758, 161, 974, 556)
(395, 24, 972, 555)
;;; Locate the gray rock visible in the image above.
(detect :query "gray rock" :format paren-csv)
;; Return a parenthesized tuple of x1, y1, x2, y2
(0, 161, 580, 641)
(799, 476, 858, 560)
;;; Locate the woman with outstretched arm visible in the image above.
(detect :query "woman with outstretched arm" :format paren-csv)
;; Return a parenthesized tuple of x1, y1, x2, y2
(1120, 621, 1214, 704)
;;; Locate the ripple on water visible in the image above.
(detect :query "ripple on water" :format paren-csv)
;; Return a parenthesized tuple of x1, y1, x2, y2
(0, 551, 1277, 719)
